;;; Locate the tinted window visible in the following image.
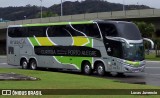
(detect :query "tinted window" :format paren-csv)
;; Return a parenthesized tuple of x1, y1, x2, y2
(8, 27, 27, 37)
(28, 26, 46, 37)
(116, 23, 142, 40)
(106, 39, 123, 58)
(8, 28, 15, 37)
(72, 24, 101, 38)
(8, 24, 101, 38)
(66, 25, 84, 36)
(47, 25, 72, 37)
(48, 25, 85, 37)
(99, 23, 118, 37)
(8, 27, 47, 37)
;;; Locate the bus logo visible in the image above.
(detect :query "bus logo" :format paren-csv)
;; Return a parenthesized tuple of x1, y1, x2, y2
(2, 90, 12, 95)
(10, 39, 26, 48)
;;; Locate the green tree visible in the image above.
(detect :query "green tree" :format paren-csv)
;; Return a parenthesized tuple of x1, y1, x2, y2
(37, 11, 58, 18)
(134, 21, 156, 38)
(43, 11, 58, 17)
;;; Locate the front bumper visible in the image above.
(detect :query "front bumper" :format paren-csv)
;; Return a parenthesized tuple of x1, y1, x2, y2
(119, 60, 146, 73)
(123, 64, 145, 72)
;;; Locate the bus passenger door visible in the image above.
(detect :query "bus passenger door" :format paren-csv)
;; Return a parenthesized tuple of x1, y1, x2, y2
(14, 46, 20, 65)
(7, 46, 15, 65)
(7, 46, 19, 65)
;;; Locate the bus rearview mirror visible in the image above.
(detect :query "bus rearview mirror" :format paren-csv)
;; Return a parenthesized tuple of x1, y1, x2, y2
(143, 38, 154, 49)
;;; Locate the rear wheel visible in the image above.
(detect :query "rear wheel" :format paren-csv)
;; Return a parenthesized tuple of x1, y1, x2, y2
(82, 62, 92, 75)
(30, 59, 37, 70)
(96, 63, 105, 76)
(21, 59, 28, 69)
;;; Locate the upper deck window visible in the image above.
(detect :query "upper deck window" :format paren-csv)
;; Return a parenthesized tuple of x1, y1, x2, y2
(98, 22, 142, 40)
(116, 22, 142, 40)
(98, 23, 118, 37)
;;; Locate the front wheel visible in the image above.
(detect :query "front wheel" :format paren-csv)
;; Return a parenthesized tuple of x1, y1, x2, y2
(82, 62, 92, 75)
(29, 59, 37, 70)
(96, 63, 105, 76)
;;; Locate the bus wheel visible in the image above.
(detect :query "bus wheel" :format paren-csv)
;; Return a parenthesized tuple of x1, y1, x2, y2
(82, 62, 92, 75)
(96, 63, 105, 76)
(21, 59, 28, 69)
(29, 59, 37, 70)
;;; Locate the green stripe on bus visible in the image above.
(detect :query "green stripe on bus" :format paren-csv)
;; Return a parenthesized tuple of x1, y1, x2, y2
(126, 61, 140, 66)
(22, 21, 93, 27)
(70, 21, 93, 25)
(29, 37, 39, 46)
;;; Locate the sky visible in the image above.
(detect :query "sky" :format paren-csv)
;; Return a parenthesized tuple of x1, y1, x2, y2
(0, 0, 160, 8)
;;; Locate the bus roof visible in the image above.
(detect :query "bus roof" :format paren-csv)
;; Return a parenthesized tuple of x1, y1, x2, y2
(8, 20, 132, 28)
(8, 21, 94, 28)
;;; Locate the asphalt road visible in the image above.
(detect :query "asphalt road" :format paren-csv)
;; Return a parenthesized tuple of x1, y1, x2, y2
(0, 56, 20, 68)
(0, 56, 160, 86)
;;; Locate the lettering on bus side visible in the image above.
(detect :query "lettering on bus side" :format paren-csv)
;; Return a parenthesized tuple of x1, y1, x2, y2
(9, 39, 26, 48)
(34, 46, 101, 57)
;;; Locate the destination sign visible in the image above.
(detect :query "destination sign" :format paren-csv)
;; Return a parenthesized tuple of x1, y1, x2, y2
(34, 46, 101, 57)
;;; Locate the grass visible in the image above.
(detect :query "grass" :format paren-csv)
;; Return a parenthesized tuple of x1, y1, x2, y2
(0, 68, 160, 98)
(145, 53, 160, 61)
(0, 68, 158, 89)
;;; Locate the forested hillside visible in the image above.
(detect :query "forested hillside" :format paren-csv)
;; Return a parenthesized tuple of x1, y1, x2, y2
(0, 0, 151, 21)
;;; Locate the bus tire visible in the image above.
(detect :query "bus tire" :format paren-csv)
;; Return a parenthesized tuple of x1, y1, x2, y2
(96, 63, 105, 76)
(21, 59, 28, 69)
(29, 59, 37, 70)
(82, 62, 92, 75)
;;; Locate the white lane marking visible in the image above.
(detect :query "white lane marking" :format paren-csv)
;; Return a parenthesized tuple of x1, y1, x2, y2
(140, 72, 160, 76)
(0, 63, 7, 65)
(146, 61, 160, 63)
(149, 74, 160, 76)
(143, 73, 160, 76)
(146, 67, 160, 69)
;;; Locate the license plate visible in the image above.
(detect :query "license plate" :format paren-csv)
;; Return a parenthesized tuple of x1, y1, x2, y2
(132, 69, 140, 72)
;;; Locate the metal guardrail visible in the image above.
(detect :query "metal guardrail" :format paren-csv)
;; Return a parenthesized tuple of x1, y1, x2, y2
(0, 9, 160, 29)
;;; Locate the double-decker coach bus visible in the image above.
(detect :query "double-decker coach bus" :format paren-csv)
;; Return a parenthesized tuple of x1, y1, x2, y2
(7, 20, 154, 76)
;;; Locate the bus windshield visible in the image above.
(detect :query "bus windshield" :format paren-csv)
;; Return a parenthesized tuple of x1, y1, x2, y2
(122, 43, 144, 61)
(116, 22, 142, 40)
(98, 22, 142, 40)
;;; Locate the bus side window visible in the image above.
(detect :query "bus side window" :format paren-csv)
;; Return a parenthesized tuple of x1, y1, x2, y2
(107, 26, 117, 37)
(8, 28, 15, 37)
(86, 24, 101, 38)
(48, 26, 70, 37)
(21, 27, 28, 37)
(8, 27, 27, 37)
(48, 26, 60, 37)
(69, 25, 86, 36)
(72, 24, 101, 38)
(28, 27, 35, 37)
(13, 28, 24, 37)
(106, 40, 123, 58)
(99, 24, 118, 37)
(27, 27, 46, 37)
